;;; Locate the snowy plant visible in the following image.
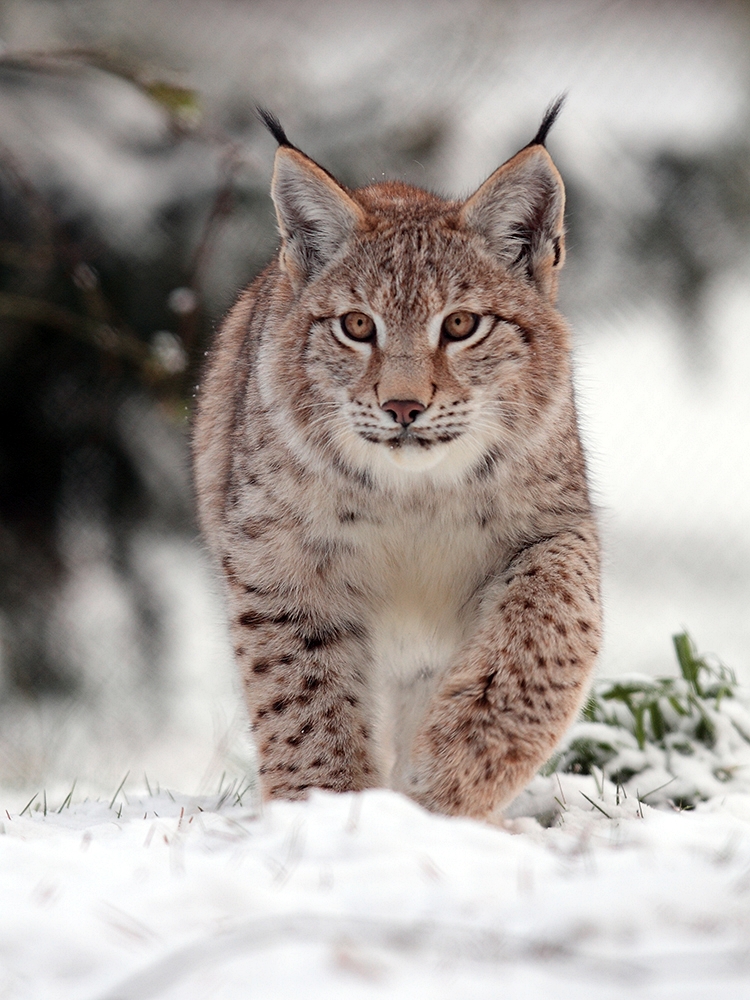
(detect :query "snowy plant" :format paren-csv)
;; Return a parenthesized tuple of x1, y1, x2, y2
(545, 632, 750, 809)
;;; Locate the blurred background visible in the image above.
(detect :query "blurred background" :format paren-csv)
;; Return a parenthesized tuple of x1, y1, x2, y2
(0, 0, 749, 796)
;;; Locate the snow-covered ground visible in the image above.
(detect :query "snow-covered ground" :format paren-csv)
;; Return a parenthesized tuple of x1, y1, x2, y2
(4, 781, 750, 999)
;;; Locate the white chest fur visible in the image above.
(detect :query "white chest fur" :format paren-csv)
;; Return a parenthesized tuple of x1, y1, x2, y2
(345, 507, 496, 781)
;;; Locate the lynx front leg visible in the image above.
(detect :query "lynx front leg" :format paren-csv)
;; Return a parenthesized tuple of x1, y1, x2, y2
(399, 527, 601, 819)
(227, 587, 378, 800)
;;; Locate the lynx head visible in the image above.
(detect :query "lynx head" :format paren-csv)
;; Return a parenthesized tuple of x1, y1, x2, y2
(256, 101, 572, 486)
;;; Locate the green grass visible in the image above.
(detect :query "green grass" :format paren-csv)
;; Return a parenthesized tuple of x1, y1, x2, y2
(546, 632, 750, 809)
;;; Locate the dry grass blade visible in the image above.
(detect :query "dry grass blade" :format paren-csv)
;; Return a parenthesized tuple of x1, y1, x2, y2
(109, 772, 130, 810)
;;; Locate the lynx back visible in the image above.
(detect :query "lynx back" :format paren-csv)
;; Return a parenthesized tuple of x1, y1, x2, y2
(192, 101, 601, 819)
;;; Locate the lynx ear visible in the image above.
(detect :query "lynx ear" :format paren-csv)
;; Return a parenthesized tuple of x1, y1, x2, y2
(271, 146, 365, 288)
(460, 144, 566, 300)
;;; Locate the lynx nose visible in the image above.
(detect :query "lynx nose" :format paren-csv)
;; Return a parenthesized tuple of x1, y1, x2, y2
(381, 399, 426, 427)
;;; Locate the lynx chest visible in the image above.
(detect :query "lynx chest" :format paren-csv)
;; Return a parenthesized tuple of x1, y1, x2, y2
(337, 504, 499, 683)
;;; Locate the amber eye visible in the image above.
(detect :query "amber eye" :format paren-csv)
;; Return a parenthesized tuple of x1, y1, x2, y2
(340, 312, 376, 342)
(442, 311, 480, 341)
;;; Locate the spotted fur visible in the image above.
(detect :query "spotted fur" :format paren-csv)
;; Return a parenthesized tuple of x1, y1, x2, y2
(192, 106, 601, 818)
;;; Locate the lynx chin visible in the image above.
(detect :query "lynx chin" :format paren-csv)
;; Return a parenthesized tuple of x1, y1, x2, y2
(192, 98, 601, 820)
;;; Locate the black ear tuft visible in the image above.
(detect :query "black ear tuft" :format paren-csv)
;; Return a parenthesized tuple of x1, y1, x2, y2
(527, 94, 567, 149)
(256, 106, 293, 148)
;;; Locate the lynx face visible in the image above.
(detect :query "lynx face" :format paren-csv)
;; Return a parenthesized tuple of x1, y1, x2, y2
(256, 129, 569, 487)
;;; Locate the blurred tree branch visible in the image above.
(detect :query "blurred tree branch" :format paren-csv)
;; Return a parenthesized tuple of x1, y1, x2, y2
(0, 44, 256, 402)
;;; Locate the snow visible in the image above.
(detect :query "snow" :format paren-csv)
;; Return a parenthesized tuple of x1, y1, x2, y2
(3, 782, 750, 998)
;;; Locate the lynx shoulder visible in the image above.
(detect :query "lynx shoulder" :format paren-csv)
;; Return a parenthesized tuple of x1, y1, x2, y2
(192, 100, 601, 819)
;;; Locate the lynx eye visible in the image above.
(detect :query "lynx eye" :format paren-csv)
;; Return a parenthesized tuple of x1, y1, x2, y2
(442, 311, 480, 341)
(340, 312, 376, 342)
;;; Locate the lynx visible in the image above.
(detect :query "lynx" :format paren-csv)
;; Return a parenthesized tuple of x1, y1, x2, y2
(192, 99, 601, 819)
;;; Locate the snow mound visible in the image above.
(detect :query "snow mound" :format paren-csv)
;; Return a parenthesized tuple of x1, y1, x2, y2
(3, 784, 750, 998)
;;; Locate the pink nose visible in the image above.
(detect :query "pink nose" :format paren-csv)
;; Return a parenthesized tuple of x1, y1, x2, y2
(381, 399, 426, 427)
